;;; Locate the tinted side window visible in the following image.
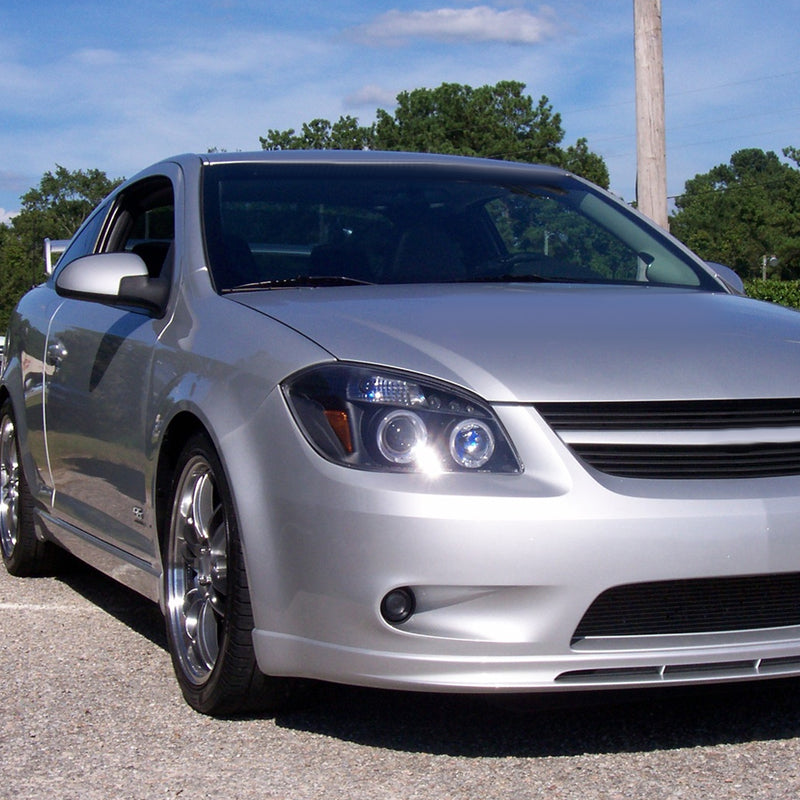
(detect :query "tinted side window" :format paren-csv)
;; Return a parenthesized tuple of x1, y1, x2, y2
(102, 176, 175, 279)
(53, 200, 112, 275)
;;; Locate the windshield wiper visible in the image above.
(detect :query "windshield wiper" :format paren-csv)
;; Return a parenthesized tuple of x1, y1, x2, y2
(223, 275, 375, 292)
(461, 273, 554, 284)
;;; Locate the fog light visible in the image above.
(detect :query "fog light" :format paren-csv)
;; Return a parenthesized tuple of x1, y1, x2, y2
(381, 587, 416, 623)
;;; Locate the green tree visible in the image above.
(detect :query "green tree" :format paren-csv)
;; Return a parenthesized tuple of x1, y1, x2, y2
(260, 81, 609, 188)
(670, 148, 800, 279)
(0, 165, 121, 332)
(374, 83, 555, 157)
(0, 225, 31, 334)
(563, 138, 610, 189)
(261, 115, 374, 151)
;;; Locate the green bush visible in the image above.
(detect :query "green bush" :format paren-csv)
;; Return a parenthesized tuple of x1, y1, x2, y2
(743, 279, 800, 310)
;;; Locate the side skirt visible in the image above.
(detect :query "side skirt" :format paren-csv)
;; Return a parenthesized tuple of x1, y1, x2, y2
(35, 509, 162, 604)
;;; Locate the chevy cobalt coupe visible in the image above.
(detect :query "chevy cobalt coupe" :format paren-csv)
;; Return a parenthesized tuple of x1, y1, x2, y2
(4, 151, 800, 715)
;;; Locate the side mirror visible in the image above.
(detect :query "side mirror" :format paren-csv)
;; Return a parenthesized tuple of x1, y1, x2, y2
(55, 253, 169, 316)
(706, 262, 745, 295)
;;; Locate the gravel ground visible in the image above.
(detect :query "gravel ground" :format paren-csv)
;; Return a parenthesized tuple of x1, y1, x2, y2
(2, 561, 800, 800)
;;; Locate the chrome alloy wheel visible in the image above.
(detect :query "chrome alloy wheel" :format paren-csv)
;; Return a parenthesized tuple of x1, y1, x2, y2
(166, 455, 229, 686)
(0, 413, 20, 559)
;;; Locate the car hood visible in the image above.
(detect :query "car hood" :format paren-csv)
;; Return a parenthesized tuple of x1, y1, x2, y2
(231, 284, 800, 403)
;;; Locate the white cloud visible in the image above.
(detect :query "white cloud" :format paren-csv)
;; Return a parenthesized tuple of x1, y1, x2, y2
(73, 48, 123, 68)
(0, 208, 18, 225)
(0, 27, 342, 183)
(354, 5, 560, 46)
(2, 0, 794, 214)
(345, 84, 399, 109)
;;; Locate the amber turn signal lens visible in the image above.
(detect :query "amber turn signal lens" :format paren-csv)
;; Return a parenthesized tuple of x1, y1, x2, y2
(324, 410, 353, 454)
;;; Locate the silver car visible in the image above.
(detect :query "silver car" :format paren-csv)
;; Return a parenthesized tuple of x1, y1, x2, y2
(3, 151, 800, 715)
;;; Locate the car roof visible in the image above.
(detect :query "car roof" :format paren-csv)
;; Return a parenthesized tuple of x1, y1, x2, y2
(191, 149, 572, 181)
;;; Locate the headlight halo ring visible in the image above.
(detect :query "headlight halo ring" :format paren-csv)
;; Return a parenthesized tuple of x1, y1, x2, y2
(375, 408, 428, 465)
(448, 418, 496, 469)
(282, 362, 521, 474)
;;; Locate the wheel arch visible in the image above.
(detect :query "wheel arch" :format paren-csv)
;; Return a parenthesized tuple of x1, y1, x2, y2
(156, 407, 296, 714)
(0, 386, 36, 500)
(154, 411, 211, 550)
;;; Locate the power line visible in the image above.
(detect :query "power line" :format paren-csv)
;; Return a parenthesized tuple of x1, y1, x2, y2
(667, 173, 798, 202)
(566, 69, 800, 117)
(603, 123, 800, 161)
(668, 69, 800, 99)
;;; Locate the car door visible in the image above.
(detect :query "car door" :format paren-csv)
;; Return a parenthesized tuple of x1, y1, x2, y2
(44, 173, 177, 563)
(17, 201, 112, 509)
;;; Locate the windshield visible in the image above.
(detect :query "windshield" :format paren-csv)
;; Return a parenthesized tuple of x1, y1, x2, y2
(202, 163, 718, 292)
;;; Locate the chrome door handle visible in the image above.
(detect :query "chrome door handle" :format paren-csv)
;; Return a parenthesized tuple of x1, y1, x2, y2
(46, 340, 68, 367)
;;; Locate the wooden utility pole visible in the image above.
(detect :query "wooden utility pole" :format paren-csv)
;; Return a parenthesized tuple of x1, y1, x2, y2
(634, 0, 668, 228)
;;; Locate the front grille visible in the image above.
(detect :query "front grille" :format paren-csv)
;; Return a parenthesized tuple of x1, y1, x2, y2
(571, 442, 800, 479)
(573, 573, 800, 640)
(537, 399, 800, 430)
(536, 399, 800, 479)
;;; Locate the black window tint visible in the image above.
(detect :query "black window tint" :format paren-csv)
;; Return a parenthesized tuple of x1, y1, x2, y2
(202, 163, 716, 291)
(484, 196, 640, 282)
(52, 201, 111, 275)
(105, 176, 175, 279)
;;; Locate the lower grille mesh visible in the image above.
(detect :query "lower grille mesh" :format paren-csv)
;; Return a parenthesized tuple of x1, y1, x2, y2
(573, 573, 800, 640)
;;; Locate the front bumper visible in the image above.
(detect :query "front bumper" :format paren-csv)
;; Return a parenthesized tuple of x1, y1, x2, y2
(230, 398, 800, 693)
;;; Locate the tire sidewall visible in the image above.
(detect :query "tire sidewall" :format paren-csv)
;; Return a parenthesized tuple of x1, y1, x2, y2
(0, 400, 39, 574)
(163, 432, 255, 714)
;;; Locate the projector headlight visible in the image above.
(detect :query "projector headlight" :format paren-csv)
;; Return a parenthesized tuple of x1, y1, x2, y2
(282, 364, 521, 474)
(449, 419, 495, 469)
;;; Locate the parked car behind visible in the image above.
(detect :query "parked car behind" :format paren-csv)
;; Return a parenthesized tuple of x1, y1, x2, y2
(3, 151, 800, 715)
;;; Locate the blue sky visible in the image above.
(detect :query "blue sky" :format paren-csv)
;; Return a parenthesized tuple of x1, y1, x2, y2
(1, 0, 798, 222)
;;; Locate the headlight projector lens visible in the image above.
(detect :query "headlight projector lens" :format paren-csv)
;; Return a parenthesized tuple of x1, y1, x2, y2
(376, 410, 427, 464)
(449, 419, 495, 468)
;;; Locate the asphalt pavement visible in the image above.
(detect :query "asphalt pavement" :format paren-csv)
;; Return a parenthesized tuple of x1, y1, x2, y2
(2, 559, 800, 799)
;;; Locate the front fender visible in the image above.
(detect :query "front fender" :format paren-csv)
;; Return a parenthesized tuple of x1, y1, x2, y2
(2, 288, 62, 511)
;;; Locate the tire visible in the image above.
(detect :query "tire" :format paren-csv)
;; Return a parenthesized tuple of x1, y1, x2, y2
(163, 432, 295, 715)
(0, 400, 61, 576)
